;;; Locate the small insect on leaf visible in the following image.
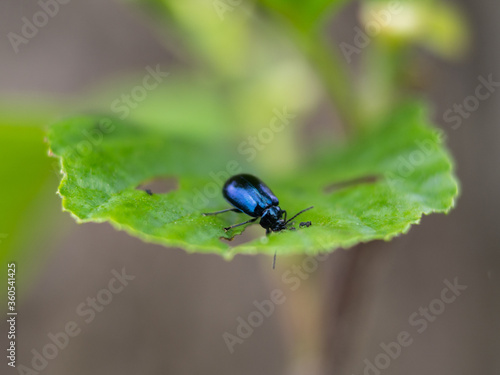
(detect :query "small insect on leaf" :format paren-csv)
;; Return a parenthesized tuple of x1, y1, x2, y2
(202, 174, 314, 236)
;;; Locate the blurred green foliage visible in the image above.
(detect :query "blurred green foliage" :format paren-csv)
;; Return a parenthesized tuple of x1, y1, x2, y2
(256, 0, 349, 32)
(0, 104, 62, 302)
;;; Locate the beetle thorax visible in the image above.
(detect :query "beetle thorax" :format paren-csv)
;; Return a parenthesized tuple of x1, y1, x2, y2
(259, 206, 285, 231)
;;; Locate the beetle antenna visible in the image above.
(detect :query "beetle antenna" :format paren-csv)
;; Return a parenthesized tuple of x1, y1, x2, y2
(273, 249, 277, 270)
(285, 206, 313, 225)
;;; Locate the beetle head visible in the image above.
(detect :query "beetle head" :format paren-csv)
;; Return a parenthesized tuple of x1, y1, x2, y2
(260, 206, 286, 232)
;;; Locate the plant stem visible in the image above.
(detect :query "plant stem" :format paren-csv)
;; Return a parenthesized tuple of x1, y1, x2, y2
(295, 32, 362, 136)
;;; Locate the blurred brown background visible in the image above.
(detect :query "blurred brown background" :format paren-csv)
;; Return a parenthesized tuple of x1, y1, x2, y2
(0, 0, 499, 374)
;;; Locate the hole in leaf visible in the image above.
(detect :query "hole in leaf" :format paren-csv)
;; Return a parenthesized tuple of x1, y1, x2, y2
(220, 224, 263, 246)
(136, 177, 178, 195)
(324, 175, 379, 194)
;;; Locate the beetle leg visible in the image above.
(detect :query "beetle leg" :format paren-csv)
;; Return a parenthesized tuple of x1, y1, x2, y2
(224, 217, 258, 231)
(203, 208, 241, 216)
(282, 210, 287, 222)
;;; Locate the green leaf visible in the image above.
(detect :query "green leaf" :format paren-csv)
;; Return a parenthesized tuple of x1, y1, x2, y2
(47, 102, 457, 258)
(257, 0, 349, 32)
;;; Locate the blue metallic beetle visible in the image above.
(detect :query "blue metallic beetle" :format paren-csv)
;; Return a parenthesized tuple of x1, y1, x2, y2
(203, 174, 313, 235)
